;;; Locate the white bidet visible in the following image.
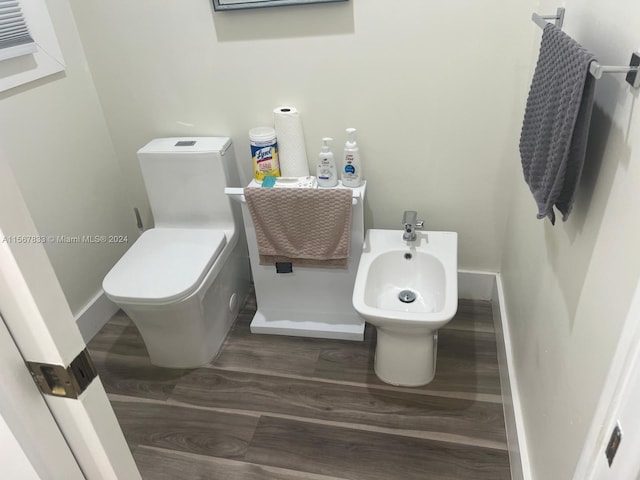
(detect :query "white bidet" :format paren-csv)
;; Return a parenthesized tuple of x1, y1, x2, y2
(352, 229, 458, 386)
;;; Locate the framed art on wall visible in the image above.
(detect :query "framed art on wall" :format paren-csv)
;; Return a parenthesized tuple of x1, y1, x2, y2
(213, 0, 347, 11)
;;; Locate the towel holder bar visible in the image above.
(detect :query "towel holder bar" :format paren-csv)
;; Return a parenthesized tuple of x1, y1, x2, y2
(533, 6, 565, 28)
(532, 8, 640, 88)
(224, 186, 361, 205)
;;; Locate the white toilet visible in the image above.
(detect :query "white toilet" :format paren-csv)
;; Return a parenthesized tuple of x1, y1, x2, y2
(103, 137, 250, 368)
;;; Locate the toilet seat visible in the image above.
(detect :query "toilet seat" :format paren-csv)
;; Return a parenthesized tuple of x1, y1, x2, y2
(103, 228, 226, 305)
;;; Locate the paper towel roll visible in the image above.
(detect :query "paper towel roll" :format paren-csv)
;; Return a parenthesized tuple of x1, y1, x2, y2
(273, 106, 310, 177)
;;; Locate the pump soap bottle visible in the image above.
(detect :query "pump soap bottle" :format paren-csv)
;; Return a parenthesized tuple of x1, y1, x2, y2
(316, 137, 338, 188)
(341, 128, 362, 188)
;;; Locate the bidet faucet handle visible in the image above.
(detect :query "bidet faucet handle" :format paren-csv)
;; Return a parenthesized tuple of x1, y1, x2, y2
(402, 210, 417, 226)
(402, 210, 421, 241)
(415, 220, 424, 229)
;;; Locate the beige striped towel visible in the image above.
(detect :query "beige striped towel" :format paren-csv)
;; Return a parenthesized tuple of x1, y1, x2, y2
(244, 187, 353, 268)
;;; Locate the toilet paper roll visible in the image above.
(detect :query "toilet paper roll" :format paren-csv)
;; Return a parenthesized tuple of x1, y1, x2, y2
(273, 106, 310, 177)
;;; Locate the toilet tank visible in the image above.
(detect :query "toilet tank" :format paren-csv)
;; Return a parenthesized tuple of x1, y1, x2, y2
(138, 137, 238, 230)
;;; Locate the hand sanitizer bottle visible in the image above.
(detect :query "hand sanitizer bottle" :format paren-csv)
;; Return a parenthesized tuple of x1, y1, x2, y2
(341, 128, 362, 188)
(316, 137, 338, 188)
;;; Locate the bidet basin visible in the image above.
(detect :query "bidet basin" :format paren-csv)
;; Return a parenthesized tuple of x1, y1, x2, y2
(352, 228, 458, 386)
(353, 229, 458, 326)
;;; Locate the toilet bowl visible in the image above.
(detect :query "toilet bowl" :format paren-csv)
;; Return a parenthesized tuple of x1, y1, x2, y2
(103, 137, 250, 368)
(352, 229, 458, 386)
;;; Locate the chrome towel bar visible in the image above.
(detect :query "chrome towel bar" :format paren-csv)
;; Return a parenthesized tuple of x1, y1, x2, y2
(532, 8, 640, 88)
(533, 7, 565, 29)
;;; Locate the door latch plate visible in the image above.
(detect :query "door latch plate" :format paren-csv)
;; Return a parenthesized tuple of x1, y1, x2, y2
(26, 348, 97, 399)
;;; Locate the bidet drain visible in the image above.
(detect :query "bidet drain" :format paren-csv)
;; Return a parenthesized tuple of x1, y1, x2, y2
(398, 290, 417, 303)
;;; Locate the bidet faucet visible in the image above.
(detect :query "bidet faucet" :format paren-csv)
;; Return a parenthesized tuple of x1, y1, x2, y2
(402, 210, 424, 241)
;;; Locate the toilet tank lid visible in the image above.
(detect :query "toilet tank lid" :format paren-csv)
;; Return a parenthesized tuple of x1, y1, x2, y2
(103, 228, 226, 304)
(137, 137, 231, 155)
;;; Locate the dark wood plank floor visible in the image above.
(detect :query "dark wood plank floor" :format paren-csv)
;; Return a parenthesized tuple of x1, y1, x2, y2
(88, 293, 510, 479)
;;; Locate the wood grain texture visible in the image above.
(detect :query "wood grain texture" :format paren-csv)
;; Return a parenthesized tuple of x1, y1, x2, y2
(213, 312, 323, 376)
(171, 367, 507, 445)
(88, 293, 510, 479)
(133, 446, 348, 480)
(90, 350, 186, 400)
(110, 399, 258, 458)
(429, 328, 502, 395)
(245, 416, 510, 480)
(87, 314, 187, 400)
(87, 311, 149, 357)
(312, 324, 501, 396)
(447, 299, 496, 333)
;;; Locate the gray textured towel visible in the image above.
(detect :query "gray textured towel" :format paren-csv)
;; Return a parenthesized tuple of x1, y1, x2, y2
(519, 23, 597, 224)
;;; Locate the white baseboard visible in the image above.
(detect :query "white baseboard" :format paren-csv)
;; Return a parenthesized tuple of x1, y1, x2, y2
(459, 270, 530, 480)
(458, 270, 497, 300)
(74, 290, 119, 343)
(492, 274, 531, 480)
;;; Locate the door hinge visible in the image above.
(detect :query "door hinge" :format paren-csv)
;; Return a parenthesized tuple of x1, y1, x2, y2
(26, 348, 98, 399)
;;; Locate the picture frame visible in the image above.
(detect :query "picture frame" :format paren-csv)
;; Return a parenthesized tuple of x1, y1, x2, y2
(213, 0, 347, 11)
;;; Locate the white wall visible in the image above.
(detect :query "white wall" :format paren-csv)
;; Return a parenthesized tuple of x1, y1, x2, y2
(0, 414, 40, 480)
(68, 0, 536, 272)
(9, 0, 639, 476)
(0, 0, 138, 314)
(501, 0, 640, 478)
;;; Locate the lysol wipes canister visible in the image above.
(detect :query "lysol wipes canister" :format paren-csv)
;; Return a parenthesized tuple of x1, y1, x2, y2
(249, 126, 280, 182)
